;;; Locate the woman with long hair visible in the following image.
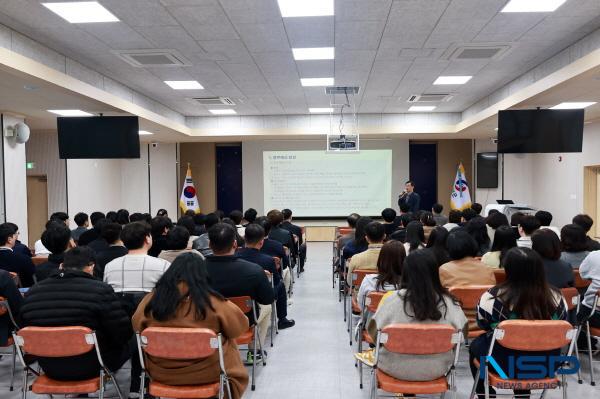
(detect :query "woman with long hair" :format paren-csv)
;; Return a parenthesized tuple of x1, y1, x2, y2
(425, 226, 451, 266)
(404, 221, 425, 254)
(132, 253, 249, 399)
(343, 216, 373, 259)
(481, 225, 516, 268)
(466, 217, 491, 256)
(357, 240, 405, 311)
(469, 247, 568, 397)
(560, 223, 590, 268)
(365, 250, 467, 381)
(420, 211, 437, 241)
(532, 229, 574, 288)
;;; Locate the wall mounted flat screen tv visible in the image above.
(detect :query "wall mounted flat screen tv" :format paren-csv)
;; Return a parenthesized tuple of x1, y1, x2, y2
(497, 109, 584, 153)
(58, 116, 140, 159)
(477, 152, 498, 188)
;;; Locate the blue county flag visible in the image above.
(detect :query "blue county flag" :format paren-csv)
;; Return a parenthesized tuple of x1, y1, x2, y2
(179, 164, 200, 213)
(450, 162, 472, 210)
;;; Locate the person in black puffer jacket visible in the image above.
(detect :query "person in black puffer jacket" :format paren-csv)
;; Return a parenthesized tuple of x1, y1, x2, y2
(20, 246, 134, 384)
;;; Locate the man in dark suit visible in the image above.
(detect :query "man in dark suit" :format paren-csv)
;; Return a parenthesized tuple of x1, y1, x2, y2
(0, 223, 35, 287)
(398, 180, 421, 214)
(281, 209, 306, 272)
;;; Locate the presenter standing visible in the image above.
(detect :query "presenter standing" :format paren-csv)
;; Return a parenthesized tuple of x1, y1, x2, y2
(398, 180, 421, 213)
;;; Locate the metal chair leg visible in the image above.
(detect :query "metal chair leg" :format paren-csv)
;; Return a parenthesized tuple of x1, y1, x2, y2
(21, 369, 28, 399)
(469, 365, 481, 399)
(586, 322, 596, 385)
(99, 369, 105, 399)
(9, 344, 16, 391)
(107, 370, 123, 399)
(575, 340, 583, 384)
(251, 329, 257, 391)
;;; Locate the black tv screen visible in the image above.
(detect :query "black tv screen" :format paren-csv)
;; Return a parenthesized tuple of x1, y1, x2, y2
(497, 109, 584, 153)
(477, 152, 498, 188)
(58, 116, 140, 159)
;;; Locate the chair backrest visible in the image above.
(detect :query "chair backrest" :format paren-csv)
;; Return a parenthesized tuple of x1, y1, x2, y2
(365, 291, 386, 313)
(560, 287, 579, 311)
(140, 327, 217, 360)
(494, 320, 574, 351)
(493, 269, 506, 284)
(272, 257, 281, 270)
(31, 256, 48, 266)
(15, 326, 95, 357)
(449, 285, 493, 309)
(228, 296, 253, 314)
(380, 323, 458, 355)
(351, 269, 376, 288)
(338, 227, 353, 236)
(573, 269, 591, 289)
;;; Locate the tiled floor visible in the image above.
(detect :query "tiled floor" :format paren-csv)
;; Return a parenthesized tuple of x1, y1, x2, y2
(1, 241, 599, 398)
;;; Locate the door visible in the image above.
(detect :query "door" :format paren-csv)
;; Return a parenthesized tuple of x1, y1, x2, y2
(409, 143, 437, 212)
(216, 144, 243, 214)
(27, 175, 48, 248)
(584, 165, 600, 238)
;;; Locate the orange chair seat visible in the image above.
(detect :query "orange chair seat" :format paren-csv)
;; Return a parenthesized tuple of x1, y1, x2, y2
(468, 329, 486, 339)
(31, 375, 100, 394)
(235, 328, 254, 345)
(377, 369, 448, 394)
(362, 331, 374, 345)
(474, 359, 559, 390)
(149, 381, 220, 399)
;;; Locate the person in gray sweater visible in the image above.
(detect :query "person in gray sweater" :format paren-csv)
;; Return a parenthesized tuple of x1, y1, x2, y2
(368, 250, 467, 381)
(578, 250, 600, 329)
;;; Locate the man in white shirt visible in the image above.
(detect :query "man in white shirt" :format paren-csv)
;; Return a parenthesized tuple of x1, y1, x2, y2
(104, 222, 170, 295)
(517, 215, 541, 249)
(535, 210, 561, 236)
(34, 212, 70, 256)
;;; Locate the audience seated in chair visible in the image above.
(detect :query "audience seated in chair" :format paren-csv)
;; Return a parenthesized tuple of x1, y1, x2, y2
(177, 215, 199, 249)
(480, 225, 516, 269)
(577, 249, 600, 330)
(560, 223, 591, 268)
(281, 208, 306, 272)
(242, 208, 258, 227)
(255, 217, 291, 286)
(36, 221, 75, 282)
(77, 211, 105, 247)
(95, 222, 129, 280)
(71, 212, 89, 243)
(424, 226, 451, 267)
(380, 208, 398, 237)
(432, 203, 448, 226)
(420, 212, 437, 242)
(572, 214, 600, 251)
(343, 217, 373, 260)
(443, 210, 462, 232)
(193, 212, 220, 257)
(148, 216, 172, 258)
(532, 229, 574, 289)
(465, 217, 491, 257)
(439, 230, 495, 289)
(403, 221, 425, 254)
(535, 210, 561, 236)
(516, 215, 540, 249)
(158, 226, 204, 264)
(229, 210, 246, 238)
(0, 269, 22, 346)
(339, 213, 360, 248)
(0, 223, 35, 287)
(132, 253, 250, 399)
(34, 212, 69, 255)
(266, 210, 295, 257)
(389, 213, 411, 242)
(347, 221, 385, 284)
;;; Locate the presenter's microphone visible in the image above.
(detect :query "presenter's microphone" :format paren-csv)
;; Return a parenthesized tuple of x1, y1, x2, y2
(399, 190, 408, 199)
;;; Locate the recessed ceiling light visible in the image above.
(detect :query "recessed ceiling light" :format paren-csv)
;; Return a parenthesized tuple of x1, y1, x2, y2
(292, 47, 335, 60)
(501, 0, 567, 13)
(301, 78, 334, 87)
(48, 109, 93, 116)
(139, 130, 153, 135)
(42, 2, 119, 23)
(309, 108, 334, 113)
(164, 80, 204, 90)
(277, 0, 334, 17)
(433, 76, 472, 85)
(209, 109, 237, 115)
(408, 106, 436, 112)
(550, 102, 597, 109)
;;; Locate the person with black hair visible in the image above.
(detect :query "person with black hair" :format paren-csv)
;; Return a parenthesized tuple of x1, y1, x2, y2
(156, 209, 168, 217)
(95, 222, 128, 280)
(443, 210, 462, 232)
(204, 223, 275, 360)
(158, 226, 203, 264)
(255, 217, 291, 293)
(425, 226, 451, 266)
(364, 250, 466, 381)
(34, 212, 70, 255)
(420, 211, 437, 241)
(148, 216, 173, 257)
(481, 225, 516, 268)
(266, 209, 295, 254)
(177, 215, 199, 248)
(432, 203, 447, 226)
(237, 223, 295, 330)
(516, 215, 540, 249)
(471, 202, 483, 215)
(398, 180, 420, 213)
(132, 253, 249, 398)
(485, 211, 509, 243)
(465, 217, 491, 256)
(338, 213, 360, 248)
(78, 211, 106, 246)
(510, 211, 526, 241)
(36, 222, 74, 282)
(535, 210, 561, 236)
(380, 208, 398, 237)
(532, 229, 574, 288)
(0, 269, 22, 346)
(243, 208, 258, 226)
(193, 213, 207, 236)
(106, 211, 118, 223)
(347, 222, 385, 282)
(229, 210, 246, 237)
(461, 208, 477, 223)
(129, 213, 145, 223)
(439, 230, 495, 288)
(470, 247, 568, 398)
(572, 214, 600, 251)
(193, 213, 220, 256)
(72, 212, 89, 242)
(86, 218, 111, 254)
(281, 208, 306, 272)
(116, 209, 130, 225)
(5, 222, 32, 258)
(404, 221, 425, 254)
(560, 224, 590, 268)
(389, 213, 412, 242)
(343, 217, 373, 260)
(0, 223, 35, 287)
(20, 246, 135, 389)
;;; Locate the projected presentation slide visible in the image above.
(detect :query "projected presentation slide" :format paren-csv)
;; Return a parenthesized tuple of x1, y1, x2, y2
(263, 150, 392, 217)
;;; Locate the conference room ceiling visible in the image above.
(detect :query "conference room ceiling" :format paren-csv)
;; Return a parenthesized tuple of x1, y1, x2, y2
(1, 0, 600, 118)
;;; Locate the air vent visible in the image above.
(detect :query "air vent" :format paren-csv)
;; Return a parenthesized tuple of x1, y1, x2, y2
(444, 44, 511, 61)
(407, 93, 453, 103)
(325, 86, 360, 95)
(193, 97, 236, 106)
(113, 49, 191, 67)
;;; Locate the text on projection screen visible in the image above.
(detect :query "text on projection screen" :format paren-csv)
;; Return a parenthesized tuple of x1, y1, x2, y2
(263, 150, 392, 217)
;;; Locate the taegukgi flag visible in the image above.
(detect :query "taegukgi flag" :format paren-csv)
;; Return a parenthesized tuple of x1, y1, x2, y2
(179, 164, 200, 213)
(450, 162, 472, 210)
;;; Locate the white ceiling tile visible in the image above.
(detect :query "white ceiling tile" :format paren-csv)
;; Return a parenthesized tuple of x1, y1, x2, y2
(101, 0, 178, 27)
(296, 60, 335, 78)
(167, 5, 240, 40)
(284, 16, 334, 48)
(236, 22, 289, 52)
(474, 14, 546, 42)
(336, 21, 385, 50)
(79, 23, 154, 49)
(218, 62, 273, 95)
(335, 0, 392, 21)
(220, 0, 282, 24)
(136, 25, 203, 53)
(382, 0, 450, 48)
(197, 40, 253, 62)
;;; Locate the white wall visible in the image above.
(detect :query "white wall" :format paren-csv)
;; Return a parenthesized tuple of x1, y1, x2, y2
(149, 143, 178, 218)
(242, 138, 410, 215)
(1, 114, 28, 243)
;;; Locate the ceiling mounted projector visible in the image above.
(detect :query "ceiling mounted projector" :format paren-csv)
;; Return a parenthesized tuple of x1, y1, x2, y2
(5, 122, 31, 144)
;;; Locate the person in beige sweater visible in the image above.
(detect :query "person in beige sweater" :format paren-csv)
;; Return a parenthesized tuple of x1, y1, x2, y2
(158, 226, 204, 264)
(346, 221, 385, 285)
(439, 230, 496, 287)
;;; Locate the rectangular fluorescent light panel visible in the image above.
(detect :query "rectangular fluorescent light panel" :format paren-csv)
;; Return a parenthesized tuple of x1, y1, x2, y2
(501, 0, 567, 12)
(550, 102, 597, 109)
(433, 76, 472, 85)
(292, 47, 334, 60)
(408, 106, 436, 112)
(309, 108, 334, 113)
(48, 109, 93, 116)
(164, 80, 204, 90)
(277, 0, 334, 17)
(42, 2, 119, 23)
(301, 78, 334, 87)
(138, 130, 153, 135)
(209, 109, 237, 115)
